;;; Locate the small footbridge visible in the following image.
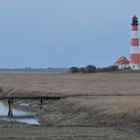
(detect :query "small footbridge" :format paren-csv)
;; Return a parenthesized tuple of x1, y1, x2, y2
(0, 96, 63, 118)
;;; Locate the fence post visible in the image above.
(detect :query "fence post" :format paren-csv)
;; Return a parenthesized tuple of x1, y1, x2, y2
(8, 100, 13, 117)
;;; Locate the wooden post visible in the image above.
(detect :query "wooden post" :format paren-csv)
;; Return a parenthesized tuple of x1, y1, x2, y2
(8, 100, 13, 118)
(40, 100, 44, 109)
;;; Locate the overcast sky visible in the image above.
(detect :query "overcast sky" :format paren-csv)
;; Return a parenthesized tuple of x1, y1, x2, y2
(0, 0, 140, 68)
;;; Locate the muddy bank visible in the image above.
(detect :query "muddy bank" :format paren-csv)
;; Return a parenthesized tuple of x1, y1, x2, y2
(1, 94, 140, 139)
(3, 95, 140, 135)
(0, 98, 140, 140)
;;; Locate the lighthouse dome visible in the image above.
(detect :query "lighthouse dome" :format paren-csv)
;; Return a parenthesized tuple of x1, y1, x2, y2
(132, 15, 138, 25)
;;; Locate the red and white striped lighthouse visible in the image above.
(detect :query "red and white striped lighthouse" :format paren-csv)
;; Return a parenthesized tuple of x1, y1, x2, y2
(130, 15, 140, 70)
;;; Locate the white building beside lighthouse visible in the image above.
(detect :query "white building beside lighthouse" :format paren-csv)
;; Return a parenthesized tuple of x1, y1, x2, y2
(114, 56, 130, 70)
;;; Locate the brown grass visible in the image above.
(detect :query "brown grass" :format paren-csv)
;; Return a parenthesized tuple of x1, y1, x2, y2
(1, 72, 140, 138)
(1, 72, 140, 96)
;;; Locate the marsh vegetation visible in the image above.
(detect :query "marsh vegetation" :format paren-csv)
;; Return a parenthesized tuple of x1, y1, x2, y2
(0, 72, 140, 139)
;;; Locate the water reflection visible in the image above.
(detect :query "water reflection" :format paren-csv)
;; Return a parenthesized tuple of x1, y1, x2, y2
(0, 102, 39, 125)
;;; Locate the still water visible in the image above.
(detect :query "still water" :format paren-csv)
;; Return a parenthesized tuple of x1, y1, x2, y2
(0, 102, 39, 125)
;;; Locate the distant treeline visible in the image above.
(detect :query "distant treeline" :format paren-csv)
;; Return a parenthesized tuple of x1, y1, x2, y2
(0, 68, 68, 73)
(69, 65, 118, 73)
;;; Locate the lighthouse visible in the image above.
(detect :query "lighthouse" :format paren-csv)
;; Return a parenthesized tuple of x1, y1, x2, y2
(130, 16, 140, 70)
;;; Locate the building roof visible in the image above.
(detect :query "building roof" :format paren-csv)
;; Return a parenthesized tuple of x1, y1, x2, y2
(114, 56, 129, 65)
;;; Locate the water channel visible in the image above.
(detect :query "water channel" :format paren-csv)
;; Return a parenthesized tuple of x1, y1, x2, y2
(0, 102, 39, 125)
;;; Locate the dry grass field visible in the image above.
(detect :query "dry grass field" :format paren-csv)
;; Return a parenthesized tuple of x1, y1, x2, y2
(1, 72, 140, 139)
(1, 72, 140, 96)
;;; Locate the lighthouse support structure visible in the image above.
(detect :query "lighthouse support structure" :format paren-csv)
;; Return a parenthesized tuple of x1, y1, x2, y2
(130, 16, 140, 70)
